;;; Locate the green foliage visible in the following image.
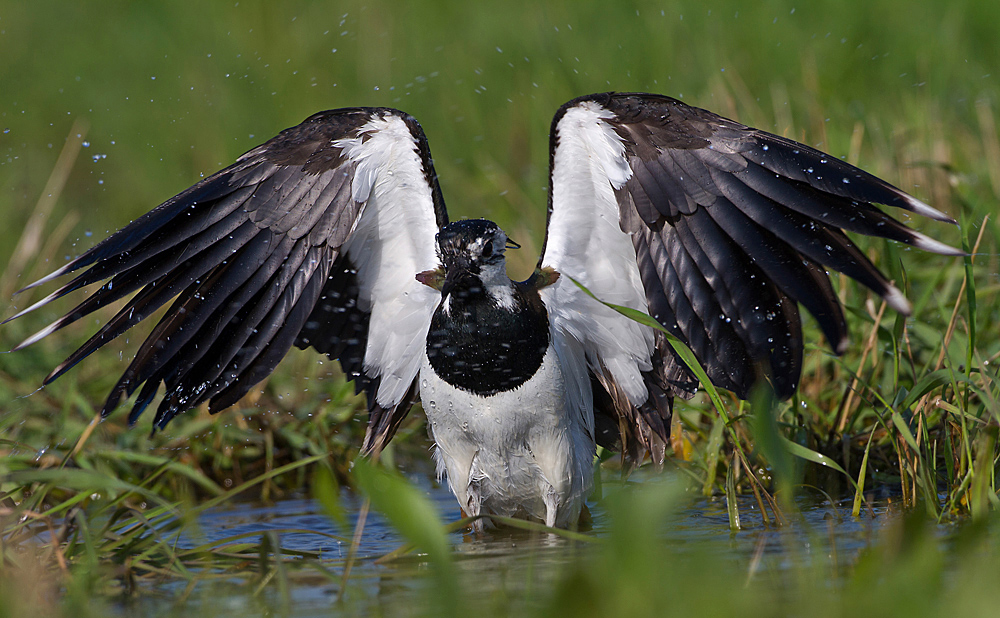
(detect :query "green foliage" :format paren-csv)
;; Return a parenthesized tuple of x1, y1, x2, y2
(353, 459, 460, 616)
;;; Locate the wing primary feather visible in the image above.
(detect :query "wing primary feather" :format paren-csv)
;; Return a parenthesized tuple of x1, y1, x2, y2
(710, 166, 908, 314)
(205, 248, 333, 415)
(69, 186, 257, 289)
(742, 132, 956, 224)
(144, 241, 324, 425)
(661, 220, 755, 394)
(14, 204, 253, 349)
(732, 161, 963, 256)
(680, 209, 803, 397)
(14, 174, 254, 296)
(147, 234, 298, 415)
(702, 195, 848, 354)
(41, 219, 261, 386)
(9, 194, 252, 336)
(41, 267, 190, 387)
(179, 239, 314, 409)
(126, 371, 164, 426)
(677, 214, 782, 373)
(102, 231, 280, 415)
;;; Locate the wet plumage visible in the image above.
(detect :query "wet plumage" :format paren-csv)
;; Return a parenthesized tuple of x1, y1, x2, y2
(6, 92, 960, 529)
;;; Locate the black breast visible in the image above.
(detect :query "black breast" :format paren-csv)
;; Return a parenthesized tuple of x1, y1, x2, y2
(425, 283, 549, 396)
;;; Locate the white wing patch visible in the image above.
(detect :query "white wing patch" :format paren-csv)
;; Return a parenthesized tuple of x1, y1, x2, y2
(336, 113, 441, 407)
(541, 101, 655, 417)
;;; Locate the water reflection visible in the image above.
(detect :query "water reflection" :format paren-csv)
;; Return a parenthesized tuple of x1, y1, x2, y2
(130, 471, 903, 617)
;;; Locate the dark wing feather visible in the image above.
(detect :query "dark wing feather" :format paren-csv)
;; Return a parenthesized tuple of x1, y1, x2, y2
(543, 92, 959, 461)
(8, 108, 447, 451)
(607, 92, 957, 398)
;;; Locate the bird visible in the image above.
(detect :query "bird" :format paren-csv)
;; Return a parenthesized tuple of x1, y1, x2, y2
(6, 92, 960, 530)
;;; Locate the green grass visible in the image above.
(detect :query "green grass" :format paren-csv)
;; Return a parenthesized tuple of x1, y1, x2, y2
(1, 0, 999, 615)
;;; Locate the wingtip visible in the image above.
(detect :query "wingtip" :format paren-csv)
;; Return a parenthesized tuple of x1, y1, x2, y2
(884, 285, 912, 316)
(902, 193, 957, 226)
(13, 262, 78, 296)
(833, 336, 850, 356)
(13, 320, 65, 352)
(908, 230, 966, 256)
(42, 361, 69, 386)
(3, 288, 66, 326)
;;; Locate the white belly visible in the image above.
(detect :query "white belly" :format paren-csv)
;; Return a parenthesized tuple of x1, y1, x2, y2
(419, 344, 595, 528)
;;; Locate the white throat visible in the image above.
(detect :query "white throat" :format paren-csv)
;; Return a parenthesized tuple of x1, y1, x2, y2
(479, 259, 516, 310)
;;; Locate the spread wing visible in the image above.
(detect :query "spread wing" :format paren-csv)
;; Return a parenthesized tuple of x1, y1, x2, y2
(539, 91, 960, 463)
(7, 108, 447, 453)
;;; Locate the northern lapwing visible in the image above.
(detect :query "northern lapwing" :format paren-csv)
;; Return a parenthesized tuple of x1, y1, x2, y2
(6, 92, 960, 529)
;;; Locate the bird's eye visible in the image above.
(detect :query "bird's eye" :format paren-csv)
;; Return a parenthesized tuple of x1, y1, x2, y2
(481, 243, 494, 258)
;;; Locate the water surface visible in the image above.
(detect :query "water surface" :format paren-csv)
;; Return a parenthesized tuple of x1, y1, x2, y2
(116, 471, 902, 617)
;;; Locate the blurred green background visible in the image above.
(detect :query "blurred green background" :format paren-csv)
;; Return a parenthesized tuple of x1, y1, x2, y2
(1, 2, 999, 616)
(1, 0, 995, 284)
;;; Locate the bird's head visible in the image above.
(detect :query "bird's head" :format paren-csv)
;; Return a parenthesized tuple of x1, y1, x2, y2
(416, 219, 519, 306)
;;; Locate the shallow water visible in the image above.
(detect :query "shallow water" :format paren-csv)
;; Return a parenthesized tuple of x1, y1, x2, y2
(111, 468, 907, 617)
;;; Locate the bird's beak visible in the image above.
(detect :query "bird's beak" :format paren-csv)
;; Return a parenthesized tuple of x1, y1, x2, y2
(439, 255, 473, 301)
(505, 238, 520, 250)
(417, 265, 467, 302)
(440, 266, 462, 301)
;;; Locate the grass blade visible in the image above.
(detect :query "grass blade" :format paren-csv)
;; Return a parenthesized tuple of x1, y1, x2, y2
(852, 427, 877, 517)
